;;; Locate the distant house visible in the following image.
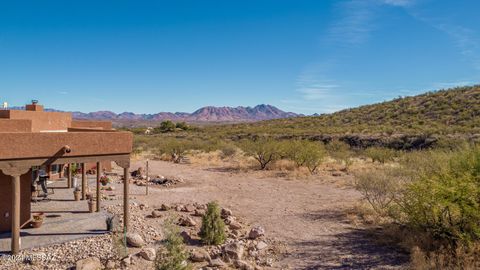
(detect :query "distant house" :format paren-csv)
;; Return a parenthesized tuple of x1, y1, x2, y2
(0, 102, 133, 254)
(145, 126, 154, 135)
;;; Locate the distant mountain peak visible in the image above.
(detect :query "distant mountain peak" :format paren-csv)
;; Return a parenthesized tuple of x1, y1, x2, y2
(71, 104, 301, 123)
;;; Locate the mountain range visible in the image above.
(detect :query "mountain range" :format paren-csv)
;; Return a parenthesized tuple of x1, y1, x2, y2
(8, 104, 299, 123)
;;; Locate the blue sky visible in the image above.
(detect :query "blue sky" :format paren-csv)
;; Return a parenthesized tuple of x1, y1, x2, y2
(0, 0, 479, 114)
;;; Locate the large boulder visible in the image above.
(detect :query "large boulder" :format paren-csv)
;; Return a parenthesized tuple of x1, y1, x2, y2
(126, 233, 145, 247)
(76, 257, 102, 270)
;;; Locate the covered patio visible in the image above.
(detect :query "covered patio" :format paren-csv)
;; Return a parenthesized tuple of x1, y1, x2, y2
(0, 151, 132, 255)
(0, 176, 110, 253)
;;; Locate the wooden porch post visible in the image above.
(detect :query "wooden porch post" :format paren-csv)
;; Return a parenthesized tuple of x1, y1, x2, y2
(67, 163, 72, 188)
(11, 175, 20, 254)
(96, 162, 101, 212)
(124, 167, 129, 232)
(81, 163, 86, 200)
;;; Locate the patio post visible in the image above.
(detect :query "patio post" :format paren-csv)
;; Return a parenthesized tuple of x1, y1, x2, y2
(11, 174, 20, 254)
(96, 162, 101, 212)
(67, 163, 72, 188)
(81, 163, 86, 200)
(124, 166, 129, 232)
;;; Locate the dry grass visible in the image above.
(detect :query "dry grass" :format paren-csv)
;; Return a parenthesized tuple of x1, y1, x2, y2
(187, 150, 257, 172)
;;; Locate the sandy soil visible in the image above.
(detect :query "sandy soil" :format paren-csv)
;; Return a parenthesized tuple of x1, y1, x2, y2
(129, 159, 409, 269)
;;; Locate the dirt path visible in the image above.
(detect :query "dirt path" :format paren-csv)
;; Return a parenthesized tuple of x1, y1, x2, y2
(130, 160, 408, 269)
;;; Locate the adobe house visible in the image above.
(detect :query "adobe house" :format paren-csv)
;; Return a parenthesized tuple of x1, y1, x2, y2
(0, 102, 133, 254)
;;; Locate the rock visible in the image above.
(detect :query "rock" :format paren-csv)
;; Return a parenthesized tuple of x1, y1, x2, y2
(196, 203, 207, 210)
(190, 249, 211, 262)
(248, 226, 265, 239)
(151, 210, 162, 218)
(234, 260, 255, 270)
(229, 220, 242, 230)
(176, 205, 184, 211)
(224, 216, 236, 225)
(159, 204, 170, 211)
(332, 172, 342, 177)
(223, 241, 244, 261)
(180, 231, 191, 243)
(76, 257, 102, 270)
(179, 216, 197, 227)
(256, 241, 268, 250)
(221, 208, 233, 218)
(121, 255, 132, 266)
(105, 260, 116, 269)
(193, 209, 206, 217)
(138, 247, 156, 261)
(209, 258, 226, 267)
(139, 204, 147, 210)
(126, 233, 145, 247)
(184, 204, 196, 212)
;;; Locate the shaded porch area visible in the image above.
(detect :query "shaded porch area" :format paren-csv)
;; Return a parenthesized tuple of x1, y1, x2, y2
(0, 177, 111, 254)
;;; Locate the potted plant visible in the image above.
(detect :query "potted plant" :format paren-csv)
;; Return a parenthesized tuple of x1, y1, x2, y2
(100, 175, 111, 186)
(88, 197, 95, 213)
(30, 212, 45, 228)
(73, 186, 81, 201)
(71, 163, 79, 187)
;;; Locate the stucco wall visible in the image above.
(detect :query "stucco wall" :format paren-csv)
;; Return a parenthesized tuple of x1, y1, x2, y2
(0, 131, 132, 160)
(0, 119, 32, 132)
(7, 110, 72, 132)
(0, 171, 32, 233)
(71, 120, 112, 130)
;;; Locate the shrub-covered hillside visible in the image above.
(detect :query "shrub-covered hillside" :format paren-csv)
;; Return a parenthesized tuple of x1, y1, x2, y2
(210, 86, 480, 137)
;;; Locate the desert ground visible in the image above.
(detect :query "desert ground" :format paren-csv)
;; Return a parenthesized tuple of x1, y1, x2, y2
(128, 158, 409, 269)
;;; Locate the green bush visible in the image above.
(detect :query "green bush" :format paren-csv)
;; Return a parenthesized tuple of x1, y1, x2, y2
(400, 145, 480, 247)
(237, 138, 283, 170)
(356, 145, 480, 251)
(199, 202, 226, 245)
(284, 140, 326, 174)
(155, 120, 176, 133)
(155, 219, 191, 270)
(175, 122, 189, 131)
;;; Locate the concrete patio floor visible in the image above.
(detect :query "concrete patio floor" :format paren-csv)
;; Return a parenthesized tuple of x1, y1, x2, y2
(0, 176, 109, 254)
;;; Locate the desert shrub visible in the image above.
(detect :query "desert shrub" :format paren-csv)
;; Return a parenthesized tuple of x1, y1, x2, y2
(364, 147, 397, 164)
(155, 120, 176, 133)
(175, 122, 189, 131)
(199, 202, 226, 245)
(155, 138, 191, 163)
(220, 143, 238, 159)
(400, 146, 480, 247)
(284, 140, 326, 174)
(326, 140, 353, 170)
(156, 219, 191, 270)
(356, 144, 480, 265)
(354, 169, 403, 217)
(237, 138, 283, 170)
